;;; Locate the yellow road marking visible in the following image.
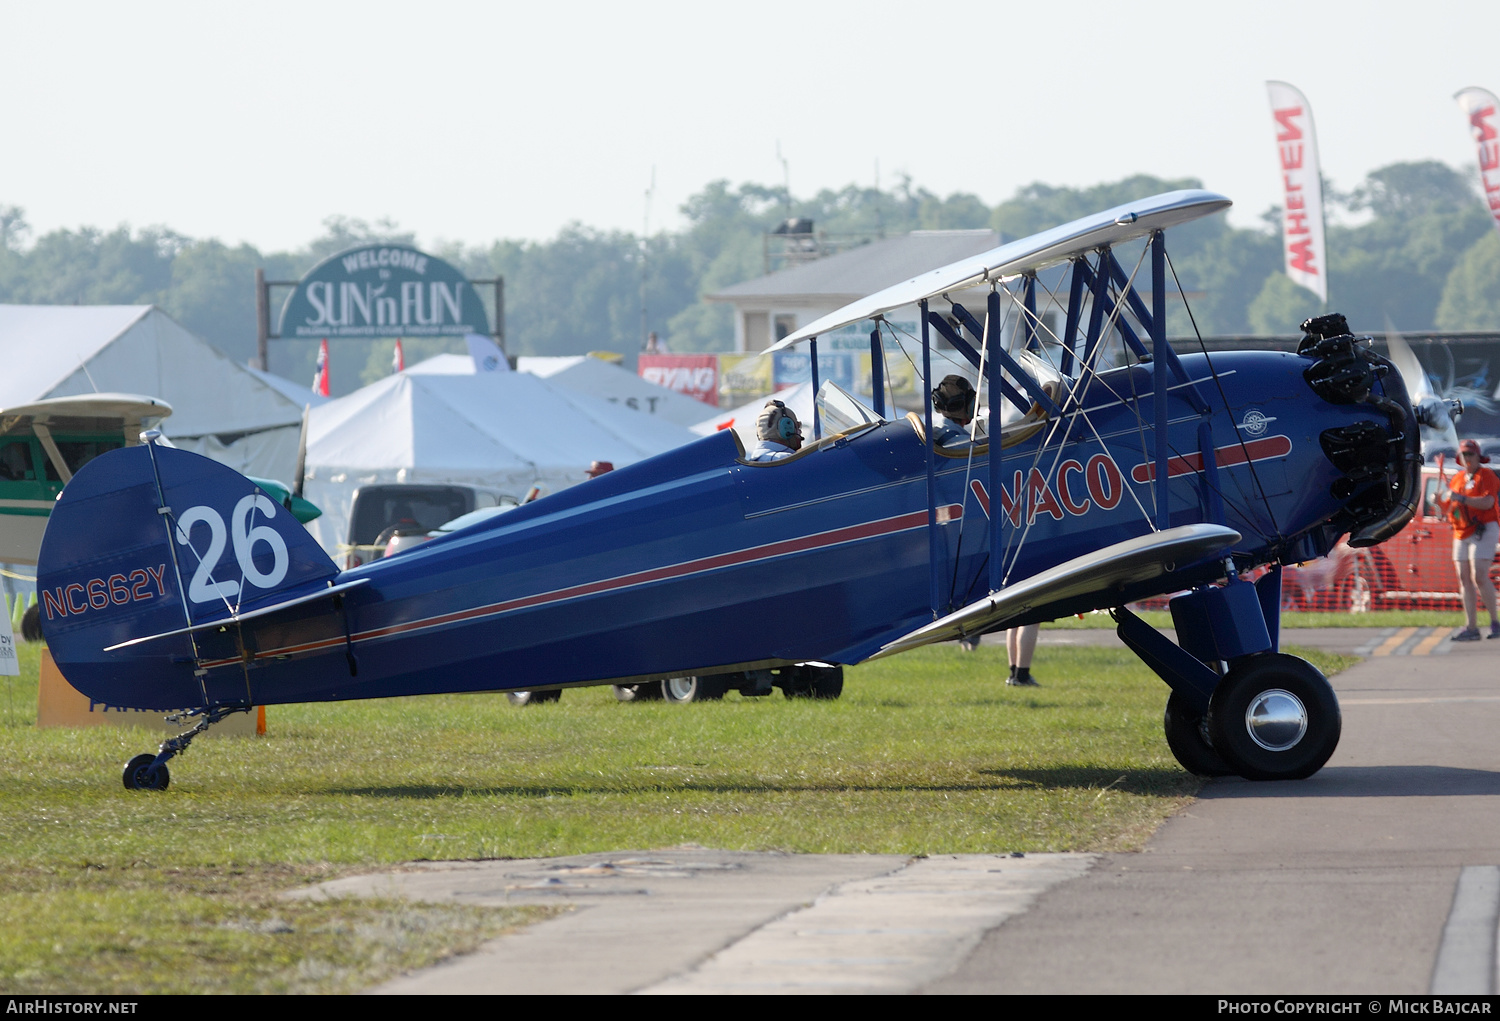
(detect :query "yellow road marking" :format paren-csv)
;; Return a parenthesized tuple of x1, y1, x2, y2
(1372, 627, 1419, 657)
(1411, 629, 1448, 656)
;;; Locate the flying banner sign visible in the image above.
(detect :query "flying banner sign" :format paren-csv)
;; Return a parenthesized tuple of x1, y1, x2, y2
(639, 354, 718, 406)
(1455, 87, 1500, 235)
(278, 245, 491, 339)
(1266, 81, 1328, 303)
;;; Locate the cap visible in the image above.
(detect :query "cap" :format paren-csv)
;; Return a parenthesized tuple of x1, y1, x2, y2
(1459, 439, 1489, 463)
(586, 460, 615, 477)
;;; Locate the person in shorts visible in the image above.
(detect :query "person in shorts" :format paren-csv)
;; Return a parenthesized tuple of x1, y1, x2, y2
(1437, 438, 1500, 641)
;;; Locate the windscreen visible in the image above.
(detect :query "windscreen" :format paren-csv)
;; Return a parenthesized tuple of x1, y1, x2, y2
(815, 380, 884, 435)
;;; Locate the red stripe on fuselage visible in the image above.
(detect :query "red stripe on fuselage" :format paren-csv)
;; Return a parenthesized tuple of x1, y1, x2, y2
(198, 505, 964, 668)
(1130, 435, 1292, 484)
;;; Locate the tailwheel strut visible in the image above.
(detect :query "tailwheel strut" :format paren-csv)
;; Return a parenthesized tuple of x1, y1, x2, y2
(120, 704, 250, 792)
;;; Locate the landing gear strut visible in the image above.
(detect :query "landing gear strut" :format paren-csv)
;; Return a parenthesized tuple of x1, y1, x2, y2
(121, 704, 249, 792)
(1116, 564, 1343, 782)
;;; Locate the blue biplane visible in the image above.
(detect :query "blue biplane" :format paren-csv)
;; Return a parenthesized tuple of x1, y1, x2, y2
(36, 190, 1420, 789)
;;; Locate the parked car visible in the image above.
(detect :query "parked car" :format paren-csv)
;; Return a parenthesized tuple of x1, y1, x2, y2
(1280, 463, 1500, 613)
(382, 501, 521, 559)
(343, 483, 512, 568)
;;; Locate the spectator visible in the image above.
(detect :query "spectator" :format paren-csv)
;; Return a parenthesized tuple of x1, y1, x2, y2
(1437, 439, 1500, 641)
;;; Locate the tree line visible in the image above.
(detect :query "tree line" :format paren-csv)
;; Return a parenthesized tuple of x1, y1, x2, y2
(2, 163, 1498, 397)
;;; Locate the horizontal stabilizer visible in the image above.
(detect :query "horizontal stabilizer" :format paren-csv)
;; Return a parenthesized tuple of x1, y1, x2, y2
(771, 190, 1231, 351)
(872, 523, 1241, 659)
(103, 578, 369, 651)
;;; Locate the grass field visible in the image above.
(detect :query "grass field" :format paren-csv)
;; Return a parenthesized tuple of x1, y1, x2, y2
(0, 636, 1357, 993)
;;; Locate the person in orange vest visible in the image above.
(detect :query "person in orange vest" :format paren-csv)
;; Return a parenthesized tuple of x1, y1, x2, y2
(1436, 438, 1500, 641)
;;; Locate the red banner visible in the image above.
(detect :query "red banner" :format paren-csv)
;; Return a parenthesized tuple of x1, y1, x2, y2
(639, 354, 718, 406)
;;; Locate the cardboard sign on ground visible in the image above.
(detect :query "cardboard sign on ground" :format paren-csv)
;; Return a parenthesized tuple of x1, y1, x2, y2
(35, 648, 263, 736)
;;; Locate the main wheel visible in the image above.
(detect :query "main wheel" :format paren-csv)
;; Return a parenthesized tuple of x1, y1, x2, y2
(1163, 692, 1233, 777)
(660, 676, 729, 703)
(1206, 654, 1340, 781)
(506, 689, 561, 706)
(122, 754, 169, 791)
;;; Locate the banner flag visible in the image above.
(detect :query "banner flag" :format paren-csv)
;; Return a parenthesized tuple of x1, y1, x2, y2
(1266, 81, 1328, 303)
(392, 338, 405, 374)
(465, 333, 509, 372)
(313, 338, 331, 397)
(639, 354, 719, 406)
(1455, 87, 1500, 235)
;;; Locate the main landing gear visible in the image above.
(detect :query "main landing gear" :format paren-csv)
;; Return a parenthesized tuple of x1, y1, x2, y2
(1115, 566, 1342, 782)
(121, 704, 250, 792)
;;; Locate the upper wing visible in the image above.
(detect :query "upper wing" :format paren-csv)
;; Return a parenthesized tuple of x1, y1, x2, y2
(870, 523, 1241, 659)
(769, 189, 1231, 352)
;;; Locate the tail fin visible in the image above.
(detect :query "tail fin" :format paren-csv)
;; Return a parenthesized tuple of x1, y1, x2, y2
(37, 443, 338, 709)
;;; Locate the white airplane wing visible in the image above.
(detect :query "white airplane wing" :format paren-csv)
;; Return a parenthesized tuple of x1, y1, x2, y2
(769, 189, 1231, 352)
(870, 523, 1241, 659)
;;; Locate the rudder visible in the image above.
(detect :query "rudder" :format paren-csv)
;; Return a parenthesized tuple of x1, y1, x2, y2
(37, 443, 338, 709)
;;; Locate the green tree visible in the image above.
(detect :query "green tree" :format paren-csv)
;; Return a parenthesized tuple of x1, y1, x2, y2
(1436, 230, 1500, 331)
(1247, 271, 1324, 336)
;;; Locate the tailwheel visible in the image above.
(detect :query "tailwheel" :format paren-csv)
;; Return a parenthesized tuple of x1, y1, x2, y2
(1162, 692, 1233, 777)
(122, 754, 170, 791)
(1206, 654, 1341, 781)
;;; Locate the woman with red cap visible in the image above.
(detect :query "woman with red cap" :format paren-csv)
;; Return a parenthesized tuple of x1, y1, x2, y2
(1436, 438, 1500, 641)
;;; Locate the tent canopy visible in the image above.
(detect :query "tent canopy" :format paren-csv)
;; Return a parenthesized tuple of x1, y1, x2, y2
(0, 305, 308, 479)
(302, 369, 697, 553)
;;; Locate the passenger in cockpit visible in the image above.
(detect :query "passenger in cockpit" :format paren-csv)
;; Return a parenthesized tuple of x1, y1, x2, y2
(933, 375, 988, 446)
(746, 400, 804, 462)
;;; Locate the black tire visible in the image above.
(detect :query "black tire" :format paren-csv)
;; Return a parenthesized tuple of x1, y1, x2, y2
(1163, 692, 1233, 777)
(122, 754, 168, 791)
(21, 603, 41, 643)
(612, 684, 662, 702)
(781, 665, 843, 700)
(810, 665, 843, 699)
(506, 689, 561, 706)
(1206, 653, 1341, 781)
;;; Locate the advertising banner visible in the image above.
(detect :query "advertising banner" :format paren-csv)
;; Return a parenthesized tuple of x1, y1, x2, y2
(1266, 81, 1328, 302)
(639, 354, 718, 406)
(278, 245, 491, 339)
(718, 353, 773, 406)
(1455, 87, 1500, 235)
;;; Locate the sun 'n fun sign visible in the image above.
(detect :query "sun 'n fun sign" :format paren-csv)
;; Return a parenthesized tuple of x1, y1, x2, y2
(278, 245, 491, 339)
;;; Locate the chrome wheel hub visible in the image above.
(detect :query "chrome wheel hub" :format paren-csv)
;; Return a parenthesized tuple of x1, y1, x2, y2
(1245, 689, 1308, 751)
(666, 677, 695, 700)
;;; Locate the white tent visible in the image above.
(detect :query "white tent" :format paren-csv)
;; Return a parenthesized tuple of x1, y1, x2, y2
(0, 305, 308, 480)
(301, 369, 697, 555)
(517, 355, 713, 427)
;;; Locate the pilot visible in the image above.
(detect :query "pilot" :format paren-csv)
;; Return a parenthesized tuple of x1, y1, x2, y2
(746, 400, 803, 461)
(586, 460, 614, 478)
(932, 375, 988, 446)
